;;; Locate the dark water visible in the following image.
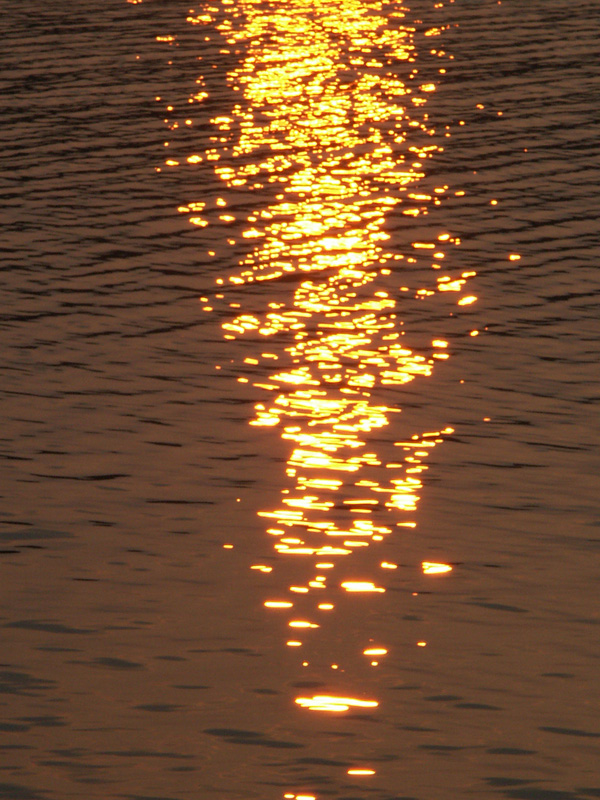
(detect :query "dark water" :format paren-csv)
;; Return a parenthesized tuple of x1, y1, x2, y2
(1, 0, 599, 798)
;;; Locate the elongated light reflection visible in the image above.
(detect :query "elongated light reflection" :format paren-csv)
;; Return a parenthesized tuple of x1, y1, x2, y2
(162, 0, 477, 721)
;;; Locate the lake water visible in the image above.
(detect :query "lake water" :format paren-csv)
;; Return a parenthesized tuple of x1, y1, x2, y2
(1, 0, 599, 798)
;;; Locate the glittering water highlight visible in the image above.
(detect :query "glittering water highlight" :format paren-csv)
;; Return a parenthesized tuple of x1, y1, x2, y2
(1, 0, 599, 797)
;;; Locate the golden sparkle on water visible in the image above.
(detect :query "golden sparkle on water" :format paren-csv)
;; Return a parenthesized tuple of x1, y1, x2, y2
(295, 695, 379, 712)
(165, 0, 478, 731)
(422, 561, 453, 575)
(348, 768, 376, 776)
(284, 794, 317, 800)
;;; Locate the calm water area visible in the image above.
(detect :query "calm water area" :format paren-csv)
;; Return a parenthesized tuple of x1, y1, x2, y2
(1, 0, 599, 798)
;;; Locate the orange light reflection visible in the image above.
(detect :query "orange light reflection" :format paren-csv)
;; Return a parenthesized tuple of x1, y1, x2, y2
(170, 0, 472, 723)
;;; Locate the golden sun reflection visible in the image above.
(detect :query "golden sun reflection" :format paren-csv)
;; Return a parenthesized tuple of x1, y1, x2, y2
(348, 768, 376, 776)
(284, 794, 316, 800)
(295, 695, 379, 713)
(167, 0, 474, 724)
(422, 561, 453, 575)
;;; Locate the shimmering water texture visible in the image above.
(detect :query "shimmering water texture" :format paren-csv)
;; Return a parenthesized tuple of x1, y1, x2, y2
(175, 0, 468, 719)
(161, 0, 600, 796)
(2, 0, 600, 798)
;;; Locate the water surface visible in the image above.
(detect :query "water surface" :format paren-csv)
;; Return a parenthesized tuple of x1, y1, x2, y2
(1, 0, 599, 798)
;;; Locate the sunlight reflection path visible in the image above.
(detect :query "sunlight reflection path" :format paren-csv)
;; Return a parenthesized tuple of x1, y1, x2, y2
(173, 0, 473, 779)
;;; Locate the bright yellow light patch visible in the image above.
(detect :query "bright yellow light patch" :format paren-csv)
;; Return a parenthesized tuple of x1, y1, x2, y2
(295, 695, 378, 712)
(422, 562, 452, 574)
(341, 581, 385, 593)
(348, 768, 376, 775)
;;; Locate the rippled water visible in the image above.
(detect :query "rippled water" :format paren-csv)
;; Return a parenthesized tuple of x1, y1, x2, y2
(1, 0, 599, 798)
